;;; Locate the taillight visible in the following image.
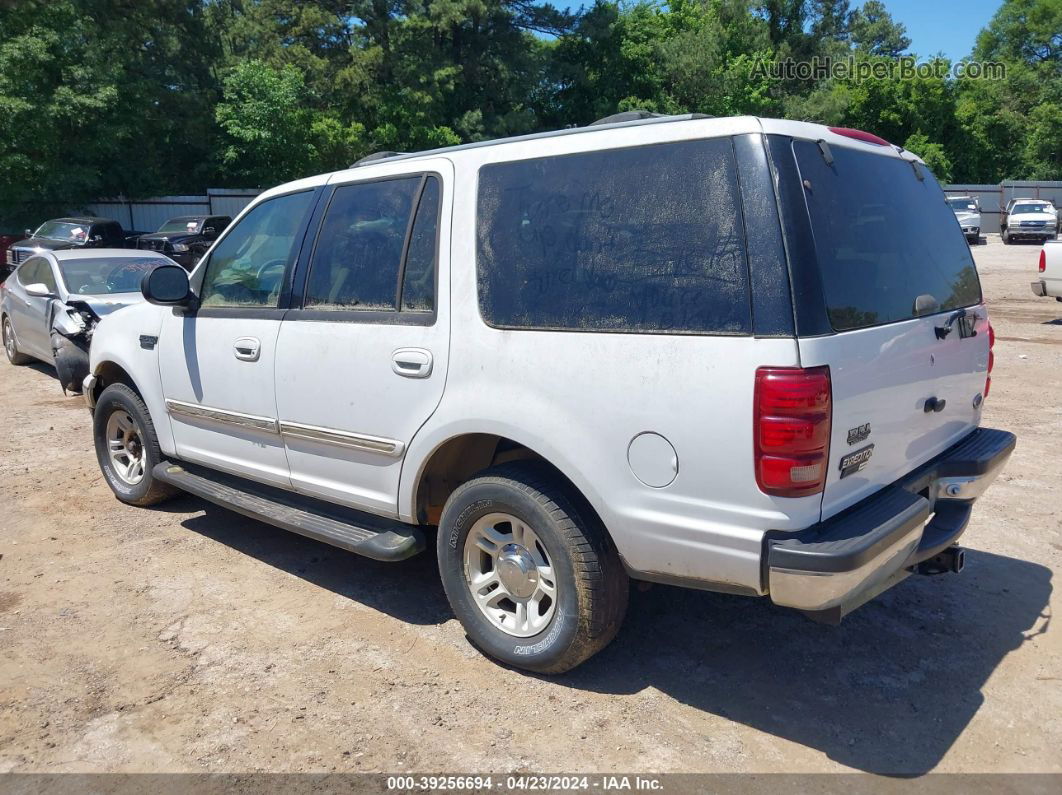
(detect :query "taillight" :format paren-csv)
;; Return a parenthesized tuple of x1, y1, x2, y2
(985, 322, 995, 399)
(1040, 250, 1047, 273)
(828, 127, 891, 146)
(754, 366, 832, 498)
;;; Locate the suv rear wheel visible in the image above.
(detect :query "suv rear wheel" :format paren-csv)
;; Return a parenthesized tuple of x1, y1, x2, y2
(3, 316, 31, 365)
(437, 463, 628, 673)
(93, 383, 175, 506)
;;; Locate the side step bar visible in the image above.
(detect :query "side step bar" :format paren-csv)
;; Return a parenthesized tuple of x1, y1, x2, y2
(153, 462, 425, 562)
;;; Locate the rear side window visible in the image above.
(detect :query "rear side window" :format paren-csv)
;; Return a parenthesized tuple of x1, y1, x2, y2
(304, 175, 439, 313)
(794, 142, 981, 331)
(476, 138, 751, 334)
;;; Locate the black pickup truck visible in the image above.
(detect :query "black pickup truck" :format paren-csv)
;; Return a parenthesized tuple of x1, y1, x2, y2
(3, 217, 143, 280)
(136, 215, 230, 269)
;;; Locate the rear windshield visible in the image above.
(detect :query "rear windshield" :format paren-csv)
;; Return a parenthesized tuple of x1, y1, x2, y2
(58, 257, 168, 295)
(476, 138, 751, 335)
(794, 142, 981, 331)
(947, 198, 977, 211)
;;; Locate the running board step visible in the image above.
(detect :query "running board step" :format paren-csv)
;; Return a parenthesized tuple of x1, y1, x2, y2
(153, 462, 424, 562)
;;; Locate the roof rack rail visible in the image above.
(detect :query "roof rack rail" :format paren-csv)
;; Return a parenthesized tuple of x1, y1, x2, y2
(590, 110, 665, 126)
(350, 151, 406, 168)
(589, 110, 714, 126)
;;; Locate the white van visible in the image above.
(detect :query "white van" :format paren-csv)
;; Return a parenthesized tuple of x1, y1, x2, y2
(80, 114, 1014, 673)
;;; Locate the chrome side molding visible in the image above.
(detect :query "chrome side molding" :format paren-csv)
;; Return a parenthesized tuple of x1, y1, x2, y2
(165, 399, 279, 434)
(164, 400, 404, 457)
(279, 421, 405, 457)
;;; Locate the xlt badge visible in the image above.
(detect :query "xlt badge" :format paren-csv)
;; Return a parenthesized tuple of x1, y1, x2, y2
(839, 444, 874, 479)
(847, 423, 871, 445)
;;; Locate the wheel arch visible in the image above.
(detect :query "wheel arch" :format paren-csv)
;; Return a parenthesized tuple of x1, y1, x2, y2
(91, 359, 143, 402)
(405, 429, 611, 539)
(89, 353, 175, 456)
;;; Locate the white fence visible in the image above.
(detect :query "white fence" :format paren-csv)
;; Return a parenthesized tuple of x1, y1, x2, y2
(82, 188, 262, 233)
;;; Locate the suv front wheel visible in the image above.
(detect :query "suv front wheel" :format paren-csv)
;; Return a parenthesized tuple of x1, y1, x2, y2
(437, 463, 629, 673)
(93, 383, 175, 506)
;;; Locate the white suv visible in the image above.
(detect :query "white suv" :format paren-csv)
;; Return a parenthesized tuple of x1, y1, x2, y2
(84, 114, 1014, 673)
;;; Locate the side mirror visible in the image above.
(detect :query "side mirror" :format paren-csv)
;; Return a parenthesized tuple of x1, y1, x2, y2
(141, 264, 192, 306)
(203, 226, 215, 235)
(24, 229, 32, 238)
(92, 235, 104, 243)
(24, 282, 53, 298)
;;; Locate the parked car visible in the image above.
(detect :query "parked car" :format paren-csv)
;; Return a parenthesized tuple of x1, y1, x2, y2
(6, 217, 144, 270)
(1001, 199, 1058, 245)
(2, 249, 175, 393)
(83, 114, 1014, 674)
(1032, 241, 1062, 301)
(946, 195, 981, 244)
(0, 234, 20, 283)
(137, 215, 231, 270)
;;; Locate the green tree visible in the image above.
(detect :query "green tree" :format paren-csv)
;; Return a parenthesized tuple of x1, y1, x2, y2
(0, 0, 221, 225)
(849, 0, 911, 57)
(215, 60, 316, 185)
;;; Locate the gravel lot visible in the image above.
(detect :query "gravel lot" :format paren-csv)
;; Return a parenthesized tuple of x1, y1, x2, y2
(0, 236, 1059, 776)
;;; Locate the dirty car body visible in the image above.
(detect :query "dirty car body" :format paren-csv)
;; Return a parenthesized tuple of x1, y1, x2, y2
(1, 249, 174, 392)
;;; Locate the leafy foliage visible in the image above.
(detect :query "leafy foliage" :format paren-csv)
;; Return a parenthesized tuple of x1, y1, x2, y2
(0, 0, 1058, 226)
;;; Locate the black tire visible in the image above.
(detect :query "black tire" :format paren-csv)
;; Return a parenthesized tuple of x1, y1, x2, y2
(93, 383, 176, 507)
(51, 333, 89, 394)
(437, 463, 628, 674)
(2, 315, 32, 365)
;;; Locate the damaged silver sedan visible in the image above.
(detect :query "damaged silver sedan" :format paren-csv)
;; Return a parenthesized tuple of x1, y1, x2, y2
(1, 249, 175, 393)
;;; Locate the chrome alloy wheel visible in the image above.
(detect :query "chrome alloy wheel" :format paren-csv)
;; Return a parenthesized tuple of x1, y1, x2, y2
(105, 409, 146, 485)
(462, 512, 558, 637)
(3, 319, 15, 360)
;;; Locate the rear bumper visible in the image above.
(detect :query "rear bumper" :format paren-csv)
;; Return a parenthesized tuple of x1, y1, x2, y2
(766, 427, 1015, 620)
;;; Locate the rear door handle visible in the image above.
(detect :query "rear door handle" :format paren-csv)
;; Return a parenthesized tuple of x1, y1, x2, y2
(392, 347, 433, 378)
(234, 336, 261, 362)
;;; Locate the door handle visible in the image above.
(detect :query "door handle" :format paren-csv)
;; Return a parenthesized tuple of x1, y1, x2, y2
(234, 336, 261, 362)
(391, 347, 433, 378)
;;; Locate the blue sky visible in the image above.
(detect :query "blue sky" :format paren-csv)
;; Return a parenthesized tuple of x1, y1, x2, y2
(556, 1, 1003, 63)
(851, 0, 1001, 61)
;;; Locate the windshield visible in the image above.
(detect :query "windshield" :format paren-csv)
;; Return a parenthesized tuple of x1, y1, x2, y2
(33, 221, 92, 243)
(947, 198, 978, 212)
(795, 142, 982, 332)
(1012, 203, 1051, 215)
(157, 218, 202, 234)
(57, 257, 169, 295)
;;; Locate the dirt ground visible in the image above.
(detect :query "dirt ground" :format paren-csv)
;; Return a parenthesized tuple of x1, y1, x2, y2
(0, 235, 1059, 777)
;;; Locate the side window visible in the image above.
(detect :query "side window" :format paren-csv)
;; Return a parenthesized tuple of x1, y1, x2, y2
(17, 258, 41, 286)
(400, 177, 440, 312)
(38, 260, 58, 293)
(199, 191, 315, 308)
(476, 138, 752, 334)
(304, 177, 421, 310)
